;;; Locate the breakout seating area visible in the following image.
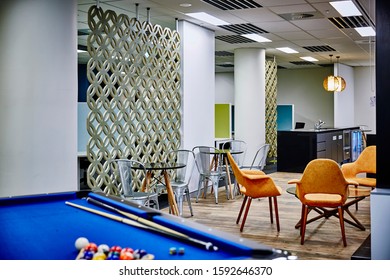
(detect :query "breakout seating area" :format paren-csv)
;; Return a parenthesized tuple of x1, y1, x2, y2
(103, 140, 376, 259)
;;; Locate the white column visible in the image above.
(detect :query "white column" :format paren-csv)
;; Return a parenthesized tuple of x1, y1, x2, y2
(177, 20, 215, 192)
(0, 0, 77, 196)
(234, 48, 266, 166)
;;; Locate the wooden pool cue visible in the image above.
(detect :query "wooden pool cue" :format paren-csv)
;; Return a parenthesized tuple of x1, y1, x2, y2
(65, 201, 218, 251)
(85, 197, 184, 238)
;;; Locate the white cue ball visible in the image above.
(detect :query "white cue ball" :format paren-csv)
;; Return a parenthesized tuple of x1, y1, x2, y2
(75, 237, 89, 250)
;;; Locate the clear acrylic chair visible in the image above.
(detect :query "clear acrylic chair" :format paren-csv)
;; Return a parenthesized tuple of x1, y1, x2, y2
(192, 146, 229, 204)
(111, 159, 159, 209)
(163, 149, 195, 216)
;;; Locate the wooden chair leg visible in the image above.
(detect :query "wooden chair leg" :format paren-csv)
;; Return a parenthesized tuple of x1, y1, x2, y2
(273, 196, 280, 232)
(268, 197, 273, 224)
(301, 204, 308, 245)
(338, 206, 347, 247)
(240, 197, 252, 232)
(236, 196, 248, 224)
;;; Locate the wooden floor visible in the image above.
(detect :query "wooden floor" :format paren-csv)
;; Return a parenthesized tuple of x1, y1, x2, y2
(162, 171, 371, 260)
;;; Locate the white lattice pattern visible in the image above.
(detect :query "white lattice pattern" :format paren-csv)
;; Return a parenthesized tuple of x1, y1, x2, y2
(265, 60, 278, 158)
(86, 6, 181, 193)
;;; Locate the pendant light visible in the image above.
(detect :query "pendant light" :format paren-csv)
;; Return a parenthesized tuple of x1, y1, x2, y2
(334, 56, 346, 92)
(323, 55, 339, 92)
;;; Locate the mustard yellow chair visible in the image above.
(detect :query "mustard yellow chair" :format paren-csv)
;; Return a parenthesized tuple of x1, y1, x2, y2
(227, 152, 282, 232)
(288, 158, 358, 246)
(341, 145, 376, 189)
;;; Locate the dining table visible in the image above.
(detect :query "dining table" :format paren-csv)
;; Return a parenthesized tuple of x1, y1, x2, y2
(133, 162, 185, 216)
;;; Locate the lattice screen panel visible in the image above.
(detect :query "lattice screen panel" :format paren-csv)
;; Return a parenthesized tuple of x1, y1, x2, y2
(86, 6, 181, 193)
(265, 60, 277, 159)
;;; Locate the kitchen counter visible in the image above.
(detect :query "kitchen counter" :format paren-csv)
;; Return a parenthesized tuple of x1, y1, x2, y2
(277, 127, 359, 172)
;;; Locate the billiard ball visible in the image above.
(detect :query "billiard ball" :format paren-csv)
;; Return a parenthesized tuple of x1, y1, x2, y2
(82, 250, 94, 260)
(75, 237, 89, 250)
(134, 249, 147, 259)
(141, 254, 155, 260)
(92, 252, 107, 260)
(169, 247, 177, 255)
(178, 247, 185, 255)
(97, 244, 110, 254)
(110, 245, 122, 253)
(119, 251, 134, 260)
(84, 242, 98, 252)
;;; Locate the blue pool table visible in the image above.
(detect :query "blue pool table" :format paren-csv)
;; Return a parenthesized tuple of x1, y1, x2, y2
(0, 191, 290, 260)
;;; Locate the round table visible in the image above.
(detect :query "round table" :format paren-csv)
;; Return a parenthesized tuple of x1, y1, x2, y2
(286, 186, 371, 230)
(133, 162, 185, 216)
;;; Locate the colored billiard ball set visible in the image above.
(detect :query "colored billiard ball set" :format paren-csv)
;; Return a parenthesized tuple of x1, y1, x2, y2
(74, 237, 155, 260)
(75, 237, 185, 260)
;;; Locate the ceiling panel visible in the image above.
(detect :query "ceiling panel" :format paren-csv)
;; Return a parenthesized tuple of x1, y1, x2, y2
(77, 0, 376, 71)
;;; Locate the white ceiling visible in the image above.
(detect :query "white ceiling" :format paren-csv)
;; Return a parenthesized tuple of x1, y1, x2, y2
(77, 0, 375, 71)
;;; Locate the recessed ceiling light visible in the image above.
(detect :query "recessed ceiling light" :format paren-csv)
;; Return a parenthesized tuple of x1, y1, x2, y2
(180, 3, 192, 8)
(300, 56, 318, 62)
(185, 12, 229, 26)
(276, 47, 298, 54)
(242, 34, 271, 43)
(330, 1, 362, 17)
(355, 27, 376, 37)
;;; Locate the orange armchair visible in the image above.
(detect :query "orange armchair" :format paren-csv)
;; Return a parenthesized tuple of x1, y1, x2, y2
(288, 159, 358, 246)
(341, 145, 376, 189)
(227, 152, 282, 232)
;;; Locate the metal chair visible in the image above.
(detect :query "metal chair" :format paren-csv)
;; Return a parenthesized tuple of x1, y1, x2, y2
(248, 143, 270, 171)
(163, 149, 195, 216)
(222, 140, 247, 168)
(192, 146, 229, 204)
(110, 159, 159, 209)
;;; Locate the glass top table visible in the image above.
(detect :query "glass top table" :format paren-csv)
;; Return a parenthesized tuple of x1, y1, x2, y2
(132, 162, 186, 216)
(286, 186, 371, 230)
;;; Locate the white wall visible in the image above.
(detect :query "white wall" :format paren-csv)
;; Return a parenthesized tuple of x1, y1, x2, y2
(178, 20, 215, 192)
(0, 0, 77, 197)
(354, 66, 376, 134)
(277, 67, 334, 129)
(215, 72, 234, 104)
(334, 63, 355, 128)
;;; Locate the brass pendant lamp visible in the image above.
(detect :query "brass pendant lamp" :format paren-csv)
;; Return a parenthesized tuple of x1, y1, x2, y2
(323, 55, 346, 92)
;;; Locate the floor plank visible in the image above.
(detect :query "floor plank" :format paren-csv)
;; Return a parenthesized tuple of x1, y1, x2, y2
(162, 172, 371, 260)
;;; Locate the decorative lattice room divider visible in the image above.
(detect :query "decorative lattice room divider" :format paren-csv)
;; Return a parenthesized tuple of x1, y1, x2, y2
(265, 60, 278, 159)
(86, 6, 181, 193)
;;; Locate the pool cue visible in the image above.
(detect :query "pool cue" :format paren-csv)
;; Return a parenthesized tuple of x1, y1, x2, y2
(85, 197, 185, 238)
(65, 201, 218, 251)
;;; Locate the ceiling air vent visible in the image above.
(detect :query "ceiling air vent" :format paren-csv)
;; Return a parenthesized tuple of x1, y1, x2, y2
(328, 16, 370, 29)
(290, 61, 316, 66)
(216, 35, 255, 44)
(217, 63, 234, 68)
(303, 45, 336, 52)
(215, 51, 234, 56)
(219, 23, 268, 34)
(202, 0, 262, 10)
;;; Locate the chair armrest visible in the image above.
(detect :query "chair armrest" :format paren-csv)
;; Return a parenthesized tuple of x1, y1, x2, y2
(242, 169, 266, 176)
(288, 179, 300, 184)
(346, 179, 359, 186)
(341, 162, 358, 177)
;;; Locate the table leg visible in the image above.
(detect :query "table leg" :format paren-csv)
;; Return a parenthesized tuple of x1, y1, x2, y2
(163, 171, 179, 216)
(224, 156, 233, 199)
(294, 197, 367, 231)
(141, 171, 153, 192)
